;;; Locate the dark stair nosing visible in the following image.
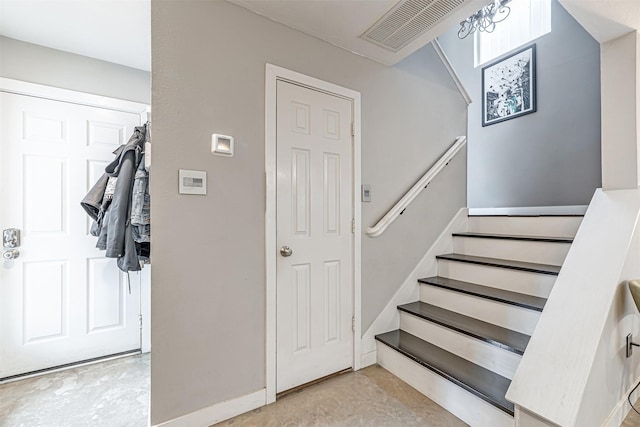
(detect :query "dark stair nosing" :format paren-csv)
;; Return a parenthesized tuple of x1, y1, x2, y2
(398, 301, 529, 355)
(375, 329, 514, 416)
(418, 276, 546, 312)
(452, 232, 573, 244)
(436, 253, 560, 276)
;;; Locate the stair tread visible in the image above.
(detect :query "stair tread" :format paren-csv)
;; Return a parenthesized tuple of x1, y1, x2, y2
(436, 253, 560, 275)
(452, 232, 573, 243)
(418, 276, 546, 312)
(399, 301, 529, 354)
(376, 329, 514, 415)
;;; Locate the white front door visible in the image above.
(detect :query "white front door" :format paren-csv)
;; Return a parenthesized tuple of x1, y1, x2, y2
(276, 80, 354, 393)
(0, 91, 143, 379)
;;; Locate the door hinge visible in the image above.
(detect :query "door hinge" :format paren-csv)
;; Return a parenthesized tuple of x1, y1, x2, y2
(351, 218, 355, 234)
(139, 315, 143, 329)
(351, 122, 355, 137)
(352, 316, 355, 332)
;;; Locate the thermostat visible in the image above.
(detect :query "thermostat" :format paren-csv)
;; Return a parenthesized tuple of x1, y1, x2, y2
(212, 134, 234, 157)
(179, 169, 207, 195)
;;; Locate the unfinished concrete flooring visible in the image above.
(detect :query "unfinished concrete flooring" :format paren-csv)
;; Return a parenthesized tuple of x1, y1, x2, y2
(0, 354, 149, 427)
(220, 364, 467, 427)
(3, 354, 640, 426)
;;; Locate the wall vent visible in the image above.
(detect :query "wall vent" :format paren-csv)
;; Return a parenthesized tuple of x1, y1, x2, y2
(361, 0, 467, 52)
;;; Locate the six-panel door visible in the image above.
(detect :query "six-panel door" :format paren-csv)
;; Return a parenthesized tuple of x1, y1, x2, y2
(0, 92, 143, 379)
(275, 80, 354, 392)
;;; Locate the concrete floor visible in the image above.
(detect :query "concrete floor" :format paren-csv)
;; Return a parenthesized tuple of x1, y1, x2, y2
(2, 354, 640, 427)
(220, 365, 467, 427)
(0, 354, 149, 427)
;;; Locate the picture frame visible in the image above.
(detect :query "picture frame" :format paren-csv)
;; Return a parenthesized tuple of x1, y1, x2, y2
(482, 44, 536, 127)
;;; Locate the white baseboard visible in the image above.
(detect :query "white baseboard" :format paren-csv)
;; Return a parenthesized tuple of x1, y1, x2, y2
(602, 380, 640, 427)
(153, 388, 266, 427)
(360, 208, 468, 359)
(361, 350, 377, 368)
(468, 205, 587, 216)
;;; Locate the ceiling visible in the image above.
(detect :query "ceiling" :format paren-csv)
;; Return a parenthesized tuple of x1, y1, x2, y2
(226, 0, 485, 65)
(1, 0, 640, 73)
(0, 0, 485, 70)
(0, 0, 151, 71)
(557, 0, 640, 43)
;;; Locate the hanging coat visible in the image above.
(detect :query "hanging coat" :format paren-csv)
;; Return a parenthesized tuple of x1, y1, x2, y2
(81, 125, 148, 272)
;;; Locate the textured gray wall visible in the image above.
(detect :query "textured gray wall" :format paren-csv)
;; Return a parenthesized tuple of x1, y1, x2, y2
(151, 0, 466, 423)
(439, 0, 601, 208)
(0, 36, 150, 104)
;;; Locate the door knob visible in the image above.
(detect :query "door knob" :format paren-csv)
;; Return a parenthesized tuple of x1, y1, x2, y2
(280, 246, 293, 257)
(3, 249, 20, 260)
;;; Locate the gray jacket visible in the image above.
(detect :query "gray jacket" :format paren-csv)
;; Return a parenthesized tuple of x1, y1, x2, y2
(82, 125, 147, 272)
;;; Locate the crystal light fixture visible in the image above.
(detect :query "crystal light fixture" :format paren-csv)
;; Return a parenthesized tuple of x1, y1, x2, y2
(458, 0, 512, 39)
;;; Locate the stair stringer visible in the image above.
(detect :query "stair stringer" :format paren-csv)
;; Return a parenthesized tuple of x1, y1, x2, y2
(360, 207, 468, 367)
(506, 189, 640, 427)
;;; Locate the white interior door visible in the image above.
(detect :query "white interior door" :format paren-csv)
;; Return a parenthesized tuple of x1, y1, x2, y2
(0, 91, 143, 379)
(276, 80, 354, 393)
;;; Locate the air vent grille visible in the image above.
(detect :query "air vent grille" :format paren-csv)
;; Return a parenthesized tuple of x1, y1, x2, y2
(361, 0, 467, 51)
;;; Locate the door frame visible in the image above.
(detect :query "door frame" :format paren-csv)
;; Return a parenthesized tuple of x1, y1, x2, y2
(0, 77, 152, 354)
(264, 64, 362, 403)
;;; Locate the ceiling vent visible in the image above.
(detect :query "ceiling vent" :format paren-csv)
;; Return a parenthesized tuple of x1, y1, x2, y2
(361, 0, 467, 52)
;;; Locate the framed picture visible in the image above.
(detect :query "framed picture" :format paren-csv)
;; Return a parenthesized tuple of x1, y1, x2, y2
(482, 44, 536, 126)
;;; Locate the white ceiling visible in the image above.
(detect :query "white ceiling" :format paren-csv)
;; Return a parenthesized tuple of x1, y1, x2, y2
(557, 0, 640, 43)
(2, 0, 640, 73)
(0, 0, 485, 70)
(0, 0, 151, 71)
(227, 0, 486, 65)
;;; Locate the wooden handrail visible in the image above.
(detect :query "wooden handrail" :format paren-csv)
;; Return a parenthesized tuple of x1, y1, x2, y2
(366, 136, 467, 237)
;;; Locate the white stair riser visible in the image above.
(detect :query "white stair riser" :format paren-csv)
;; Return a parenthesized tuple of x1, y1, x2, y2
(467, 216, 582, 238)
(420, 285, 540, 335)
(437, 259, 556, 299)
(400, 312, 521, 380)
(377, 343, 514, 427)
(453, 237, 570, 266)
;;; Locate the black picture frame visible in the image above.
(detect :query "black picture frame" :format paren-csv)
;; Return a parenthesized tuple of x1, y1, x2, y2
(482, 44, 537, 127)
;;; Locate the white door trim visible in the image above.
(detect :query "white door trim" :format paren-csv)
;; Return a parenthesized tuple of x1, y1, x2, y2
(0, 78, 150, 115)
(265, 64, 362, 404)
(0, 77, 151, 354)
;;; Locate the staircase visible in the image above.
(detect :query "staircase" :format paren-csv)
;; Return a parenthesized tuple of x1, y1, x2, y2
(374, 214, 583, 427)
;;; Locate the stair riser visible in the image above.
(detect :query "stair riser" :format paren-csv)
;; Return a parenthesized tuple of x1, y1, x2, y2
(376, 343, 515, 427)
(453, 237, 570, 266)
(420, 285, 540, 335)
(467, 216, 581, 237)
(400, 312, 521, 379)
(437, 259, 556, 299)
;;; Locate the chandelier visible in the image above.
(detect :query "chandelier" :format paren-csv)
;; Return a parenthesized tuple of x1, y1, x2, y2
(458, 0, 512, 39)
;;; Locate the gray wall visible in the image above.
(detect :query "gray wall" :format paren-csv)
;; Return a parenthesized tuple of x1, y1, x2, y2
(151, 0, 466, 423)
(0, 36, 150, 104)
(439, 0, 601, 208)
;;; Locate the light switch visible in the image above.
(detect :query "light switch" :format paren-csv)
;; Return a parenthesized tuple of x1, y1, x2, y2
(362, 184, 371, 202)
